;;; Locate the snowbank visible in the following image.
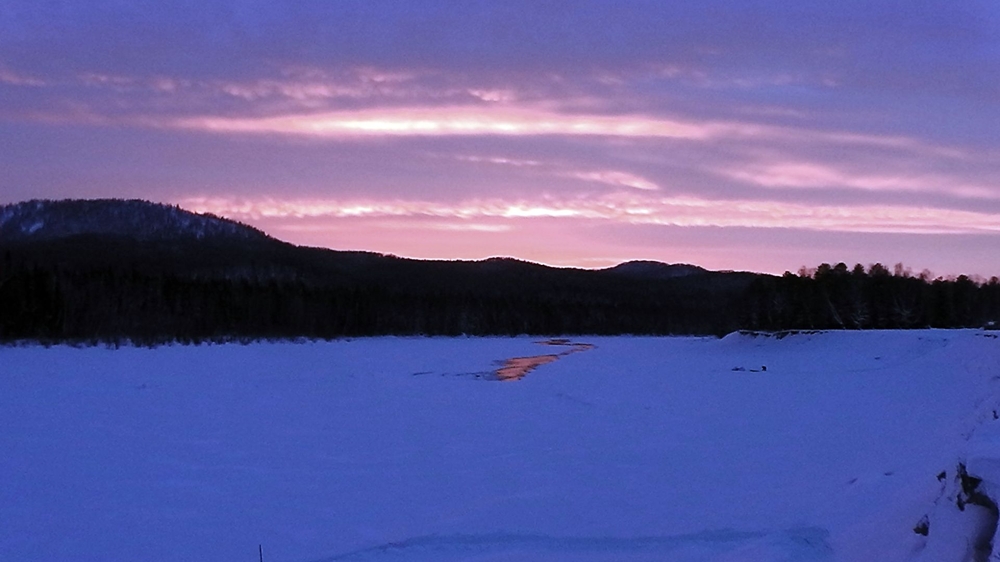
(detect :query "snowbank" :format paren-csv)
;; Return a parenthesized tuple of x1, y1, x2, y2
(910, 332, 1000, 562)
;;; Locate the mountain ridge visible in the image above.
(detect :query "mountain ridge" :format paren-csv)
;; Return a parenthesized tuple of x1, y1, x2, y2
(0, 198, 711, 276)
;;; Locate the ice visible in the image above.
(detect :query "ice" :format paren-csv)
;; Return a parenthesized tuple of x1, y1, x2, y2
(1, 330, 998, 561)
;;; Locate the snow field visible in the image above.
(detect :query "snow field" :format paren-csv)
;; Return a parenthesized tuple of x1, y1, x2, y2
(1, 330, 999, 561)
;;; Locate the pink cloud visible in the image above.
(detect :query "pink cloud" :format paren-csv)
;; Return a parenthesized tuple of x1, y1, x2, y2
(721, 161, 1000, 200)
(0, 66, 46, 87)
(178, 193, 1000, 236)
(571, 170, 659, 191)
(171, 106, 715, 139)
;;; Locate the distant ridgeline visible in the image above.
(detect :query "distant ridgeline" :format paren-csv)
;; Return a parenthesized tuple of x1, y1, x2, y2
(1, 199, 998, 344)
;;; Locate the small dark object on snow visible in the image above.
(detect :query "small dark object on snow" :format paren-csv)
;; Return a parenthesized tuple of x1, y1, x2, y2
(913, 515, 930, 536)
(761, 365, 767, 371)
(955, 463, 996, 513)
(937, 470, 947, 482)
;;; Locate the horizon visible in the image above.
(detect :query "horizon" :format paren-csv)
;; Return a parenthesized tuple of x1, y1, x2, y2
(2, 2, 998, 278)
(5, 196, 997, 282)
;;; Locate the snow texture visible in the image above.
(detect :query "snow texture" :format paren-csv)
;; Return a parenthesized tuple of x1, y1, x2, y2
(1, 330, 999, 562)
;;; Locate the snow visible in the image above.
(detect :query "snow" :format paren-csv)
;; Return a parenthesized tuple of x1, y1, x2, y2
(1, 330, 999, 562)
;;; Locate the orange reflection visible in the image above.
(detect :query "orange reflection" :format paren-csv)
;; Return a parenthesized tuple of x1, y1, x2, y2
(494, 339, 596, 381)
(495, 354, 561, 381)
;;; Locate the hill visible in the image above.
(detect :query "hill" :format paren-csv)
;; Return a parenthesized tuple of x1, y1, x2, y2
(1, 198, 997, 343)
(0, 199, 759, 342)
(0, 199, 270, 244)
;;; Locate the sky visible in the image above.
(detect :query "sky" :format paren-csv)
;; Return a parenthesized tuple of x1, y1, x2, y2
(1, 1, 999, 277)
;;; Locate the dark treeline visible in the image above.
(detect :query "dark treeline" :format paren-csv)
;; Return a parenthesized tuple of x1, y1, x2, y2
(739, 262, 1000, 331)
(0, 239, 752, 344)
(2, 242, 998, 345)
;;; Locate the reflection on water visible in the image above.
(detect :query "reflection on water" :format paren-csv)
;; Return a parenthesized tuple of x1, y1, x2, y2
(494, 339, 595, 381)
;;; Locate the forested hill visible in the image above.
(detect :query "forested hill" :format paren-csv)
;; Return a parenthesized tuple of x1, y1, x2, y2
(1, 199, 270, 244)
(1, 199, 998, 344)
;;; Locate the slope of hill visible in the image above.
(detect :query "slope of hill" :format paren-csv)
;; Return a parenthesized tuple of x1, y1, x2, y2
(0, 199, 270, 243)
(603, 260, 707, 279)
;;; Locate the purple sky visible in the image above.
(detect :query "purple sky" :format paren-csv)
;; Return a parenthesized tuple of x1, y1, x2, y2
(2, 1, 998, 276)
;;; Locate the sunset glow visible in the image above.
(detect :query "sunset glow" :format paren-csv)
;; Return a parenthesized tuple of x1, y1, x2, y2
(174, 106, 715, 140)
(181, 195, 1000, 236)
(2, 2, 998, 276)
